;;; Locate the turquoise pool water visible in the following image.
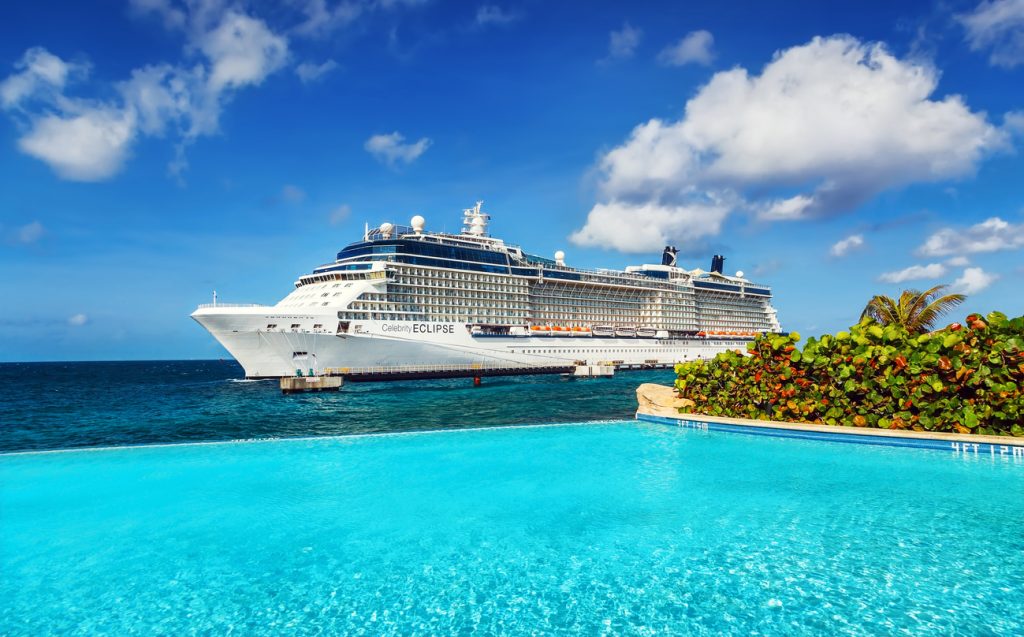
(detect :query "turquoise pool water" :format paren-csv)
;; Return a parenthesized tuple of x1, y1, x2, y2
(2, 421, 1022, 635)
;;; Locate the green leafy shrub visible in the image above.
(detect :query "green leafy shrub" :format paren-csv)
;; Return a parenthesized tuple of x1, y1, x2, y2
(674, 312, 1024, 436)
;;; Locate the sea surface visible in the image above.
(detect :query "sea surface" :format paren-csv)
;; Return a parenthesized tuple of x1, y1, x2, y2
(3, 421, 1022, 635)
(0, 360, 674, 453)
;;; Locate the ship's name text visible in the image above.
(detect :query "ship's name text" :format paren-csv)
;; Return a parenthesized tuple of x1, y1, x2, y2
(381, 323, 455, 334)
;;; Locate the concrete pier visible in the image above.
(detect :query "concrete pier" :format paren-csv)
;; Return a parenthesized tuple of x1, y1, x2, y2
(280, 376, 343, 394)
(571, 364, 615, 378)
(313, 362, 675, 382)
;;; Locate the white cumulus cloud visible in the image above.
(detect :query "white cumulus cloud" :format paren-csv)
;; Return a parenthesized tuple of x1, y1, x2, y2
(0, 47, 85, 109)
(295, 59, 338, 83)
(569, 199, 730, 254)
(16, 221, 45, 244)
(476, 5, 519, 27)
(329, 203, 352, 225)
(17, 108, 137, 181)
(288, 0, 426, 37)
(878, 263, 947, 283)
(952, 266, 999, 294)
(129, 0, 188, 29)
(67, 313, 88, 326)
(281, 184, 306, 203)
(1006, 110, 1024, 134)
(1, 6, 290, 181)
(830, 234, 865, 257)
(364, 131, 431, 167)
(958, 0, 1024, 68)
(917, 216, 1024, 256)
(290, 0, 363, 38)
(200, 11, 289, 92)
(657, 30, 715, 66)
(603, 23, 642, 62)
(572, 35, 1005, 252)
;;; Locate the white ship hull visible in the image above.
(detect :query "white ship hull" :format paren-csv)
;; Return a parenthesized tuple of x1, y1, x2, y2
(193, 308, 748, 378)
(192, 202, 781, 378)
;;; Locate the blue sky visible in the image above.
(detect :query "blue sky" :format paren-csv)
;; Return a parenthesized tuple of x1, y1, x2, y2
(1, 0, 1022, 361)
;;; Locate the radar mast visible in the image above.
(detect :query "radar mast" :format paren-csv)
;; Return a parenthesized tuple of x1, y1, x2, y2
(462, 201, 490, 236)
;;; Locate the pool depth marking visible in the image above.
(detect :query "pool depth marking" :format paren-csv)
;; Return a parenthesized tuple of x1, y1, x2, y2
(637, 411, 1024, 464)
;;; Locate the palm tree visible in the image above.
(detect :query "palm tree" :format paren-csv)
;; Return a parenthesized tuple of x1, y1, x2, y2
(861, 285, 966, 334)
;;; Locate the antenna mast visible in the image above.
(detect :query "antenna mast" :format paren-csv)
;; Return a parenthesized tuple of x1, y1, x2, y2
(461, 200, 490, 236)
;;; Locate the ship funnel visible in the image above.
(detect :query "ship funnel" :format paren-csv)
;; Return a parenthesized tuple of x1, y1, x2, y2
(710, 254, 725, 274)
(661, 246, 679, 267)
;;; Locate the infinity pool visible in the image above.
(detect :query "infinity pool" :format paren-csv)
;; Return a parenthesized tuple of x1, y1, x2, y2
(2, 421, 1022, 635)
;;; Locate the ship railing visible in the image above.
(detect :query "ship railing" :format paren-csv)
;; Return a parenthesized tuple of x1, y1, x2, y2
(195, 303, 268, 309)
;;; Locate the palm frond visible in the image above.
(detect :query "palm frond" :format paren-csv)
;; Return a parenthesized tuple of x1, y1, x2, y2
(915, 292, 966, 331)
(861, 284, 967, 333)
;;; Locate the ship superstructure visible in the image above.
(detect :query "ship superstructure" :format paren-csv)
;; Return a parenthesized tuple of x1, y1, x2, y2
(192, 203, 782, 378)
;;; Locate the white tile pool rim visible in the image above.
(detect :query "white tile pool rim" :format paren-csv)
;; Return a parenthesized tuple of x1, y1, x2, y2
(636, 409, 1024, 460)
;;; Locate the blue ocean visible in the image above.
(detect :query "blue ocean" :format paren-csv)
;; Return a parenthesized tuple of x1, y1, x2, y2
(2, 362, 1023, 635)
(0, 361, 670, 453)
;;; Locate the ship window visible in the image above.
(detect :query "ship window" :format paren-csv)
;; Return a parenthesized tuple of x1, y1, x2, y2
(290, 323, 300, 329)
(266, 323, 277, 329)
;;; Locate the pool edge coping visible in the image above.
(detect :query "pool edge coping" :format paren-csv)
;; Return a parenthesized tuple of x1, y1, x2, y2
(0, 419, 630, 459)
(636, 407, 1024, 454)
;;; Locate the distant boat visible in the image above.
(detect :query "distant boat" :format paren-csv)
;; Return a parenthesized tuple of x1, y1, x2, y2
(615, 326, 636, 338)
(636, 327, 657, 338)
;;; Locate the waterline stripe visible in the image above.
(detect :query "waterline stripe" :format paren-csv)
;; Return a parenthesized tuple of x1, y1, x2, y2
(0, 419, 626, 458)
(637, 413, 1024, 461)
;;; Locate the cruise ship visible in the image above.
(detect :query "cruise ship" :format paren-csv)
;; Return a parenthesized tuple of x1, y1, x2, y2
(192, 203, 782, 378)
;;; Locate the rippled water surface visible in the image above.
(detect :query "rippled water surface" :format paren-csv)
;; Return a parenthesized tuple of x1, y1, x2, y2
(3, 362, 1023, 634)
(0, 360, 674, 452)
(3, 422, 1023, 635)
